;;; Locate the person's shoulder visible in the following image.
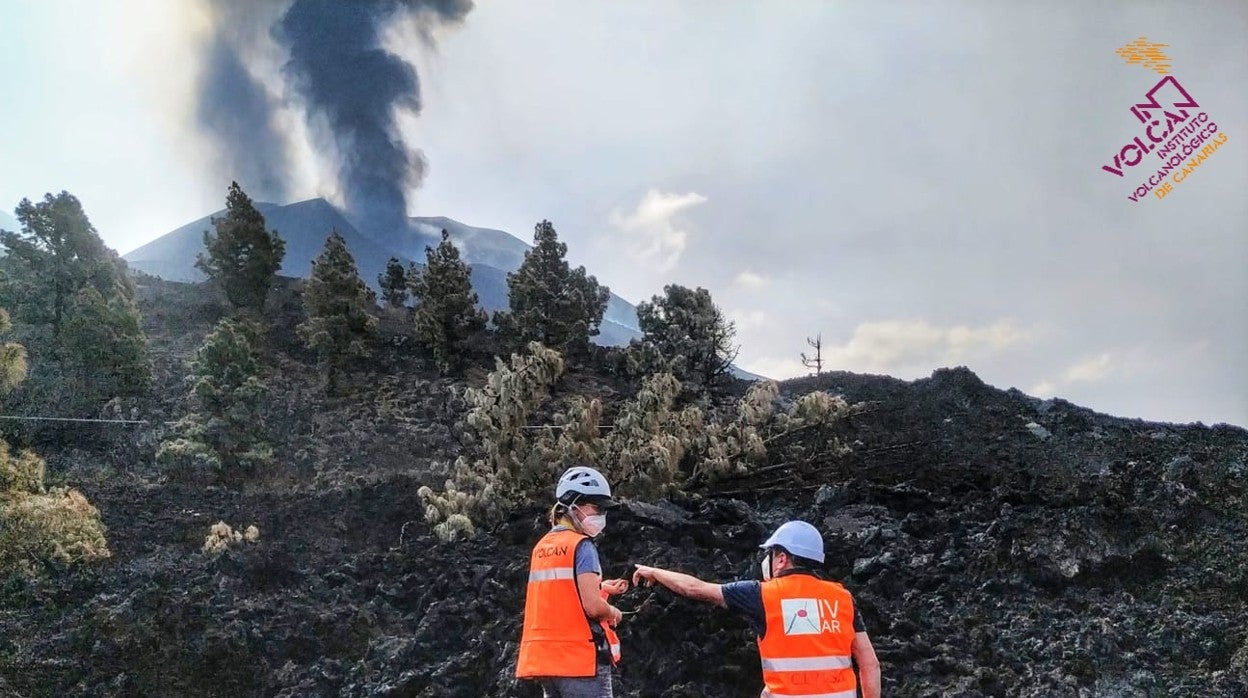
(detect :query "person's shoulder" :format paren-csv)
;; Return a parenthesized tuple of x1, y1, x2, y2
(550, 526, 589, 541)
(821, 577, 853, 592)
(575, 537, 597, 552)
(722, 579, 762, 598)
(822, 578, 858, 605)
(573, 537, 600, 561)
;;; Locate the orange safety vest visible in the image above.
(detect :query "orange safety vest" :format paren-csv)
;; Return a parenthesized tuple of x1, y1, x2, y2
(757, 572, 858, 698)
(516, 528, 601, 678)
(600, 589, 621, 665)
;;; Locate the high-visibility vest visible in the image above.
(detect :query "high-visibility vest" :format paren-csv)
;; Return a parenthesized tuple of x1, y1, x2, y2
(600, 589, 621, 664)
(516, 528, 599, 678)
(757, 573, 858, 698)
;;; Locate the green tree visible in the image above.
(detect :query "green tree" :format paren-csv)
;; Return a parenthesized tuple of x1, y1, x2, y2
(0, 192, 128, 341)
(378, 257, 410, 309)
(409, 230, 487, 374)
(493, 220, 609, 356)
(196, 182, 286, 313)
(158, 318, 272, 480)
(0, 192, 150, 409)
(60, 286, 151, 400)
(633, 284, 738, 389)
(297, 231, 378, 393)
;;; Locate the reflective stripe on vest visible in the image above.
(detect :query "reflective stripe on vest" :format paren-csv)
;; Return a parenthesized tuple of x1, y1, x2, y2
(516, 529, 598, 679)
(757, 573, 858, 697)
(529, 567, 576, 583)
(761, 689, 858, 698)
(760, 656, 853, 672)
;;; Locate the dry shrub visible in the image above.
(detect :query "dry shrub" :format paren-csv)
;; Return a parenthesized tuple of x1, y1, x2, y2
(1, 448, 111, 572)
(0, 441, 45, 495)
(0, 488, 111, 568)
(0, 307, 110, 572)
(420, 343, 859, 541)
(419, 341, 566, 539)
(202, 521, 261, 555)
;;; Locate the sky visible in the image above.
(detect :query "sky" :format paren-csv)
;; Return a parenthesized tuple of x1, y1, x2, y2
(0, 1, 1245, 427)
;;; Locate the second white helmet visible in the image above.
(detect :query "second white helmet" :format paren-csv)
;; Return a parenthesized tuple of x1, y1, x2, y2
(555, 465, 615, 506)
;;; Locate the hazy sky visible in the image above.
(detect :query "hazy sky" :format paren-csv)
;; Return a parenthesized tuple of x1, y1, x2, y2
(1, 1, 1245, 427)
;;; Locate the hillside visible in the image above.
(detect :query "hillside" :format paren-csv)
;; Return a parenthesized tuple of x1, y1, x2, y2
(121, 199, 644, 348)
(0, 278, 1245, 697)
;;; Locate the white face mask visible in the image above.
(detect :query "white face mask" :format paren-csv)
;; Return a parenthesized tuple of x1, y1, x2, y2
(580, 514, 607, 537)
(760, 551, 773, 581)
(571, 504, 607, 537)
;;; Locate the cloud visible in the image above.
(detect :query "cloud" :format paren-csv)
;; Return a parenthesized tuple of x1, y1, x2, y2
(733, 270, 769, 290)
(730, 309, 768, 332)
(820, 319, 1031, 375)
(1030, 351, 1120, 398)
(739, 356, 808, 382)
(1061, 352, 1115, 384)
(741, 319, 1030, 381)
(1030, 381, 1059, 397)
(609, 188, 707, 272)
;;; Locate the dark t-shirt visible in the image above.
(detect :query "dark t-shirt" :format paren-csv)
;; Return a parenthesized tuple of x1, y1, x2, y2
(722, 573, 866, 637)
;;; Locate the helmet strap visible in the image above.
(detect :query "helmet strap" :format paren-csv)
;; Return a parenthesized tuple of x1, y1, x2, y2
(566, 502, 587, 533)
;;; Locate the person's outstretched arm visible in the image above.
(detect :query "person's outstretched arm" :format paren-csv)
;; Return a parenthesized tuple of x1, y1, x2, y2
(633, 565, 725, 607)
(852, 631, 881, 698)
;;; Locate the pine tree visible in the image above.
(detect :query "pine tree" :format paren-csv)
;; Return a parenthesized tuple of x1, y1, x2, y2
(297, 231, 378, 393)
(59, 286, 151, 400)
(157, 318, 272, 480)
(378, 257, 410, 309)
(0, 192, 150, 409)
(409, 230, 486, 374)
(633, 284, 738, 389)
(196, 182, 286, 313)
(0, 192, 129, 342)
(493, 220, 609, 356)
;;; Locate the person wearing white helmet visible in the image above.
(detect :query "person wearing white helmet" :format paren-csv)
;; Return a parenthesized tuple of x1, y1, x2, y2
(633, 520, 881, 698)
(517, 466, 630, 697)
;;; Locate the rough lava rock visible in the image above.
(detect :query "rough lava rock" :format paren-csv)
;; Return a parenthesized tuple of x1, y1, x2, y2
(1, 287, 1246, 697)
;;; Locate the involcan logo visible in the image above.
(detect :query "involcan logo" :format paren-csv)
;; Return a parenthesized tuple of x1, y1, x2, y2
(1101, 37, 1230, 202)
(779, 597, 843, 636)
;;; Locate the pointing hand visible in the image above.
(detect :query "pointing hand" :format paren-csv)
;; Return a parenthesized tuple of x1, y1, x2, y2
(632, 564, 657, 587)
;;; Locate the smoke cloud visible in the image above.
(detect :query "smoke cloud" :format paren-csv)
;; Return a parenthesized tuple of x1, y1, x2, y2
(195, 0, 473, 236)
(196, 34, 292, 203)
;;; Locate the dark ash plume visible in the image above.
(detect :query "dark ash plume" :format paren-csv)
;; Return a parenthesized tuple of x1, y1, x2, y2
(195, 0, 473, 235)
(277, 0, 472, 236)
(196, 34, 291, 203)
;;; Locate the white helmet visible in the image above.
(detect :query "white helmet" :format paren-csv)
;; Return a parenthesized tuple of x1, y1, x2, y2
(555, 466, 616, 506)
(760, 520, 825, 563)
